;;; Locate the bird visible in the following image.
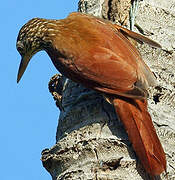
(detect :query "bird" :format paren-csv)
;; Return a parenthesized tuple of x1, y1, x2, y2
(16, 12, 166, 176)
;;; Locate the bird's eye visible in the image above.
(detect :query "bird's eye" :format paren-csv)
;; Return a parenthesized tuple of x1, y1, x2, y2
(17, 46, 23, 53)
(16, 42, 25, 55)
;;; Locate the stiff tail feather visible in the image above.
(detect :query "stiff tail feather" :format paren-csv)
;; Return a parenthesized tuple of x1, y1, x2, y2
(113, 98, 166, 175)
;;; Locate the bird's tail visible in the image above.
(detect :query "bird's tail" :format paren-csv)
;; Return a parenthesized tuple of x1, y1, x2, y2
(113, 98, 166, 175)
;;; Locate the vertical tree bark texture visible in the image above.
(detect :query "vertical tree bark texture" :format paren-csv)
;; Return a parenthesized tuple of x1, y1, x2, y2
(41, 0, 175, 179)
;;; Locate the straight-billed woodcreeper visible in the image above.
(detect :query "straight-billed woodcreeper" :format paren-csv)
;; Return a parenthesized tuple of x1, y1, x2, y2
(16, 12, 166, 176)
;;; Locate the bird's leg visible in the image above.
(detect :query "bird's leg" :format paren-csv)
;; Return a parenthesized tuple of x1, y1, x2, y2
(130, 0, 140, 31)
(96, 95, 115, 139)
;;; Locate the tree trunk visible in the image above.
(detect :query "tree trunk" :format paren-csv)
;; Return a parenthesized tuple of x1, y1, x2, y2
(41, 0, 175, 179)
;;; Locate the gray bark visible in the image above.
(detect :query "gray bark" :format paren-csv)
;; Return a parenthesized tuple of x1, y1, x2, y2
(41, 0, 175, 179)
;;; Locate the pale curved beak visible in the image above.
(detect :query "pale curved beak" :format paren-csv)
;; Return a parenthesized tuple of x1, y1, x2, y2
(17, 55, 31, 83)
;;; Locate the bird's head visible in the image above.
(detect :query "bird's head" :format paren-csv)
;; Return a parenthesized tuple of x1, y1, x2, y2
(16, 18, 50, 83)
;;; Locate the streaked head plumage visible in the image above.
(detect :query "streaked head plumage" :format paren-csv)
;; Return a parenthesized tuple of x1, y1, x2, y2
(16, 18, 50, 83)
(16, 18, 48, 56)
